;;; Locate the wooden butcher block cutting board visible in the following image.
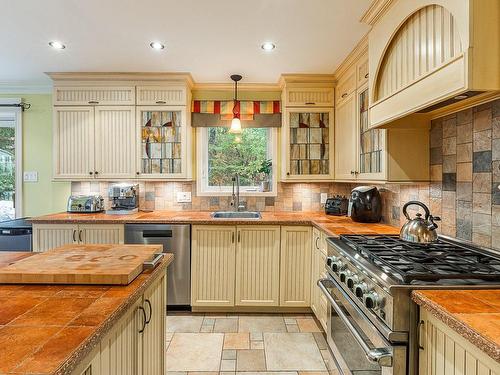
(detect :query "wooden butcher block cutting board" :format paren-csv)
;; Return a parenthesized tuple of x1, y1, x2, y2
(0, 244, 164, 285)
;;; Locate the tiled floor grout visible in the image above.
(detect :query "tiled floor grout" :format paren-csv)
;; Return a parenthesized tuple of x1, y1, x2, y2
(166, 312, 331, 374)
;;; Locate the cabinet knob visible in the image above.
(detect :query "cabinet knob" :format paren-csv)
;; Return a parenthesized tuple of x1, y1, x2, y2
(155, 100, 166, 104)
(89, 171, 93, 175)
(364, 73, 369, 79)
(287, 172, 290, 176)
(305, 102, 315, 105)
(136, 171, 140, 175)
(94, 171, 99, 175)
(341, 93, 348, 99)
(88, 100, 99, 104)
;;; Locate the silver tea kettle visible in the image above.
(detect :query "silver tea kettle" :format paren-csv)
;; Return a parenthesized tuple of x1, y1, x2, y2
(400, 201, 441, 244)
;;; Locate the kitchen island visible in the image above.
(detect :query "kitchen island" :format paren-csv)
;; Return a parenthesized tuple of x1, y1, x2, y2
(0, 248, 173, 375)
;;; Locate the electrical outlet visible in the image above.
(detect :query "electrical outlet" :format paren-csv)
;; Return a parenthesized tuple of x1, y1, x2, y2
(23, 171, 38, 182)
(320, 193, 328, 204)
(176, 192, 192, 203)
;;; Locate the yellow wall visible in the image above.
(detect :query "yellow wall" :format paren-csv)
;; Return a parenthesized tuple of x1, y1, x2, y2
(0, 94, 70, 217)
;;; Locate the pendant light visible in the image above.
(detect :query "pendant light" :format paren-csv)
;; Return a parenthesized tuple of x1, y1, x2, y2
(229, 74, 242, 134)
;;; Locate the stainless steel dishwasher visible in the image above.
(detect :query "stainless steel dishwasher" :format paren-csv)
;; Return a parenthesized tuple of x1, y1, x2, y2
(125, 224, 191, 309)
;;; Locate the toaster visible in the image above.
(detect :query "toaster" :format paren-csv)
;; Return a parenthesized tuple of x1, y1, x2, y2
(325, 195, 349, 216)
(67, 195, 105, 213)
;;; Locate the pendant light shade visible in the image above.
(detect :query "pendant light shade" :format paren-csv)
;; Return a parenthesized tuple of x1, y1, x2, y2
(228, 74, 243, 134)
(229, 116, 242, 133)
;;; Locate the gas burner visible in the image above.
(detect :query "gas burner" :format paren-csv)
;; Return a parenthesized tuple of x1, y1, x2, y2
(340, 234, 500, 284)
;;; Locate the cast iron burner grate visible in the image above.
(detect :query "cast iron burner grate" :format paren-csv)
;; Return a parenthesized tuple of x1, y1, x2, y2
(339, 234, 500, 283)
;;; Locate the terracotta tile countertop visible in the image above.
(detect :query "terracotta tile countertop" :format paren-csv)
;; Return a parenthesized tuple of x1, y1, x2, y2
(30, 211, 400, 237)
(412, 290, 500, 362)
(0, 252, 174, 375)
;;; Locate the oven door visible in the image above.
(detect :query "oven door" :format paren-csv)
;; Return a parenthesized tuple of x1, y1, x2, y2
(318, 277, 406, 375)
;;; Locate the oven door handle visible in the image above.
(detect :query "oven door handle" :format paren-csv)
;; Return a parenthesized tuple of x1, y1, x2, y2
(318, 278, 393, 367)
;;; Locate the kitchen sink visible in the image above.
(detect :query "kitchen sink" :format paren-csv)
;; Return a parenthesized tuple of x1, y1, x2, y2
(211, 211, 262, 219)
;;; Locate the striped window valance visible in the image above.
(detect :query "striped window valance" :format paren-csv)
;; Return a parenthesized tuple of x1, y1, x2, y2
(191, 100, 281, 128)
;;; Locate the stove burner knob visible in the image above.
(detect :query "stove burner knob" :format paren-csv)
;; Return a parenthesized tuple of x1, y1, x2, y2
(339, 269, 351, 283)
(346, 274, 360, 290)
(354, 282, 368, 298)
(331, 259, 345, 273)
(326, 256, 338, 268)
(364, 291, 380, 309)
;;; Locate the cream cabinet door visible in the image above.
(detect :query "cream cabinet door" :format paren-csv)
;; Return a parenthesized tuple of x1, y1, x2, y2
(53, 107, 95, 179)
(136, 85, 187, 106)
(78, 224, 125, 244)
(100, 299, 141, 375)
(310, 228, 321, 315)
(280, 226, 312, 307)
(235, 225, 280, 306)
(53, 86, 135, 106)
(141, 275, 166, 375)
(419, 309, 500, 375)
(32, 224, 78, 252)
(334, 92, 357, 180)
(94, 106, 137, 179)
(191, 225, 236, 307)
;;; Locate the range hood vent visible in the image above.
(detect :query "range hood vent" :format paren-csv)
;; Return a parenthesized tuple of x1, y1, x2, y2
(415, 91, 484, 113)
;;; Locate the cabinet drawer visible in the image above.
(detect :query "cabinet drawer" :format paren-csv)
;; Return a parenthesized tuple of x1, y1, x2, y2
(285, 87, 334, 107)
(356, 55, 369, 88)
(136, 85, 187, 105)
(336, 66, 356, 105)
(53, 86, 135, 105)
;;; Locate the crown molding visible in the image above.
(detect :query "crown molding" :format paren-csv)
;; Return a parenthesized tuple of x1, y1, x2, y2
(192, 82, 281, 92)
(360, 0, 395, 25)
(333, 33, 369, 79)
(46, 72, 195, 87)
(0, 82, 52, 94)
(278, 74, 336, 88)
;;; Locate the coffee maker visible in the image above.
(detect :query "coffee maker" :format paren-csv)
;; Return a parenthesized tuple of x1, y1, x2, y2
(107, 183, 139, 214)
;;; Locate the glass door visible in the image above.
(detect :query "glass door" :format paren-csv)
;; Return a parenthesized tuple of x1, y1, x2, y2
(0, 113, 18, 220)
(357, 86, 385, 180)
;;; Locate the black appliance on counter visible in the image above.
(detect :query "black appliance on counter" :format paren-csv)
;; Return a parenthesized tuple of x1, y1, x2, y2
(347, 186, 382, 223)
(0, 218, 32, 251)
(324, 196, 349, 216)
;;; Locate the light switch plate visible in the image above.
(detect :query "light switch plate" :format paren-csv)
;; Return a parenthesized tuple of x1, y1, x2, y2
(23, 171, 38, 182)
(176, 192, 192, 203)
(320, 193, 328, 204)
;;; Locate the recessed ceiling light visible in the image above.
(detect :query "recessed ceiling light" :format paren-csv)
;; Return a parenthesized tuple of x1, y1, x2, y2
(150, 41, 165, 50)
(48, 41, 66, 50)
(261, 42, 276, 51)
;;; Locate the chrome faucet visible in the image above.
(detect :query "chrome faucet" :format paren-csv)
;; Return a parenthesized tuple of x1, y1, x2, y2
(231, 175, 246, 211)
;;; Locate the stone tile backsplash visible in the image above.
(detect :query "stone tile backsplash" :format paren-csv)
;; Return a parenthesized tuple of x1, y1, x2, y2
(71, 98, 500, 250)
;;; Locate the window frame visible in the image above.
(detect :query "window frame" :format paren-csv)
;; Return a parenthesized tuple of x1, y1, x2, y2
(0, 98, 23, 218)
(196, 127, 278, 197)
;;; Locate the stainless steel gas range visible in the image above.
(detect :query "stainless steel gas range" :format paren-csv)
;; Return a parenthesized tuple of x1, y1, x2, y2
(318, 234, 500, 375)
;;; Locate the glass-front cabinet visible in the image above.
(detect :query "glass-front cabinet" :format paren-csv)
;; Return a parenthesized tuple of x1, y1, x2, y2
(356, 85, 385, 180)
(136, 106, 190, 179)
(282, 107, 335, 181)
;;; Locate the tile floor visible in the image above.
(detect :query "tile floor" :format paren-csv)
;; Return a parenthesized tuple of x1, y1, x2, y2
(166, 313, 338, 375)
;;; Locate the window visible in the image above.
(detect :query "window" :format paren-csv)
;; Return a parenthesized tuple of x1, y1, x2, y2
(0, 100, 22, 220)
(197, 127, 277, 196)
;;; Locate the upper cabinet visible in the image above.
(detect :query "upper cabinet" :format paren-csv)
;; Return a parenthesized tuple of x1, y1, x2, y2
(280, 75, 335, 181)
(366, 0, 500, 128)
(49, 73, 193, 181)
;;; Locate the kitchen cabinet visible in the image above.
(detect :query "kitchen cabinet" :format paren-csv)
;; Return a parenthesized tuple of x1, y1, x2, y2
(191, 225, 236, 307)
(283, 85, 334, 107)
(32, 224, 124, 252)
(136, 105, 191, 179)
(53, 106, 136, 180)
(280, 226, 312, 307)
(235, 225, 280, 306)
(335, 66, 356, 107)
(334, 92, 357, 180)
(311, 228, 328, 330)
(418, 309, 500, 375)
(77, 274, 166, 375)
(136, 85, 188, 106)
(53, 86, 136, 106)
(282, 107, 335, 181)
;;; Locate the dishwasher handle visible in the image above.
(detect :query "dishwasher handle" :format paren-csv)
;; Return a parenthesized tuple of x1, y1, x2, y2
(142, 230, 173, 238)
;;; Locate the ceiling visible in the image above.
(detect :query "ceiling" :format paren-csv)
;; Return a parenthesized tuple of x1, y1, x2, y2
(0, 0, 371, 87)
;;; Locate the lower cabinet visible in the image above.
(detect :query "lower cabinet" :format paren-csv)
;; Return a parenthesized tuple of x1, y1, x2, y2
(280, 226, 312, 307)
(191, 225, 311, 308)
(73, 274, 167, 375)
(311, 228, 328, 330)
(32, 223, 124, 252)
(418, 309, 500, 375)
